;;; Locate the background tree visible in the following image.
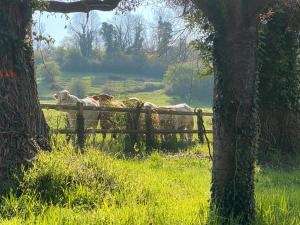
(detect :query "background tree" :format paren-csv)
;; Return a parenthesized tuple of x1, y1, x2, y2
(174, 38, 190, 62)
(69, 12, 101, 57)
(100, 14, 145, 54)
(128, 21, 144, 54)
(100, 22, 117, 54)
(111, 14, 145, 53)
(157, 16, 173, 57)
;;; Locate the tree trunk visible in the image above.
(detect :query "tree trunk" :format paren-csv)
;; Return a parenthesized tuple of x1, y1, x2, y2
(211, 20, 258, 223)
(0, 0, 50, 187)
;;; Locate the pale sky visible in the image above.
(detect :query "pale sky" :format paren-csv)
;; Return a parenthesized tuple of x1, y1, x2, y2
(33, 3, 171, 45)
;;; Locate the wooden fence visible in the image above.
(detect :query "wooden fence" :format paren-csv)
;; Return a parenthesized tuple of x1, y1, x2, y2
(41, 103, 213, 152)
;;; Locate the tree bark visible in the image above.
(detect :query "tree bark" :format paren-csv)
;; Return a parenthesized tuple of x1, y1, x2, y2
(0, 0, 50, 187)
(211, 17, 258, 224)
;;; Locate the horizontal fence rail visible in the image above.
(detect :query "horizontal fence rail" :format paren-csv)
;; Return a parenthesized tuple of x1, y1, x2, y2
(41, 103, 213, 152)
(41, 104, 213, 116)
(51, 129, 213, 134)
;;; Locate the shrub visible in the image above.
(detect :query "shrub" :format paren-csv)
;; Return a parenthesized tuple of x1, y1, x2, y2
(20, 149, 127, 209)
(163, 63, 213, 105)
(36, 61, 61, 85)
(61, 49, 90, 72)
(69, 79, 89, 98)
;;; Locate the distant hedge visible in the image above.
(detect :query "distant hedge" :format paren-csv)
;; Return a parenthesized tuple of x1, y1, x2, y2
(48, 48, 167, 78)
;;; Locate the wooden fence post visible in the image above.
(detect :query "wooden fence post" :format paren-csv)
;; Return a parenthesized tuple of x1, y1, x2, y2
(145, 109, 155, 151)
(197, 109, 204, 144)
(125, 108, 138, 156)
(76, 102, 85, 152)
(125, 111, 134, 156)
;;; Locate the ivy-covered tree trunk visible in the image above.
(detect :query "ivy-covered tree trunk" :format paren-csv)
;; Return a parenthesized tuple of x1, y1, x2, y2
(211, 13, 258, 224)
(258, 12, 300, 163)
(0, 0, 49, 185)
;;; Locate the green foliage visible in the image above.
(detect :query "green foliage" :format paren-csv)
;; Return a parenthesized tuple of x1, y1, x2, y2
(183, 6, 214, 70)
(52, 48, 166, 77)
(157, 17, 173, 58)
(129, 22, 144, 54)
(100, 22, 117, 54)
(36, 61, 61, 86)
(69, 79, 89, 98)
(258, 12, 300, 111)
(60, 48, 90, 72)
(257, 10, 300, 159)
(163, 63, 213, 104)
(99, 15, 145, 55)
(20, 149, 124, 208)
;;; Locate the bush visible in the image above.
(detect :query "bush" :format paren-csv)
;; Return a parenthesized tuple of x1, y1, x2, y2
(53, 47, 167, 78)
(69, 79, 89, 98)
(163, 63, 213, 105)
(18, 149, 127, 210)
(36, 61, 61, 85)
(61, 49, 90, 72)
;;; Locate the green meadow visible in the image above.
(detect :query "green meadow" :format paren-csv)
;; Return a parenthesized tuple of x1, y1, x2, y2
(1, 72, 298, 225)
(38, 71, 211, 107)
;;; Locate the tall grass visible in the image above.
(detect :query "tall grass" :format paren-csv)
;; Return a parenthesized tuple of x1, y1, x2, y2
(0, 146, 299, 225)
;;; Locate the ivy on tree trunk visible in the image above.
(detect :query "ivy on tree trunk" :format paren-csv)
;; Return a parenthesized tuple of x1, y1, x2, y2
(211, 24, 258, 224)
(191, 1, 266, 223)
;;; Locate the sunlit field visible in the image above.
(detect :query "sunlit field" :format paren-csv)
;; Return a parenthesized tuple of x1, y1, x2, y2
(0, 89, 285, 225)
(0, 108, 299, 224)
(38, 71, 212, 108)
(0, 143, 299, 225)
(1, 72, 297, 225)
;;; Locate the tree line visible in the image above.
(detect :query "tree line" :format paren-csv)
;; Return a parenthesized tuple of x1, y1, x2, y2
(35, 11, 195, 77)
(35, 10, 212, 103)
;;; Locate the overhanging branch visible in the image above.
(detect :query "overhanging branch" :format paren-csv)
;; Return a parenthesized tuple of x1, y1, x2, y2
(39, 0, 122, 13)
(251, 0, 272, 14)
(191, 0, 210, 15)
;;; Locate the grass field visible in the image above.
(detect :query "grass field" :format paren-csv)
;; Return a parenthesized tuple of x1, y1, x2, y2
(1, 107, 299, 225)
(2, 71, 296, 224)
(38, 71, 212, 107)
(0, 145, 299, 225)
